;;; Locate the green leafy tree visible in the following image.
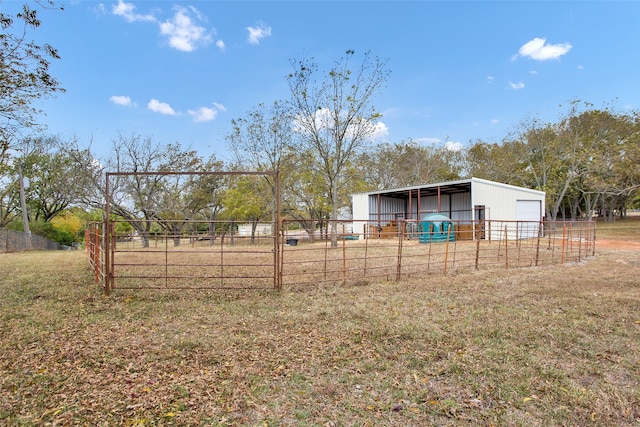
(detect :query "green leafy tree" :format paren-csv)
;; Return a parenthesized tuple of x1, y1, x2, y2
(280, 147, 332, 241)
(16, 136, 83, 222)
(359, 139, 463, 190)
(151, 152, 226, 246)
(221, 176, 272, 244)
(578, 108, 640, 221)
(226, 101, 297, 226)
(64, 134, 218, 247)
(0, 1, 64, 153)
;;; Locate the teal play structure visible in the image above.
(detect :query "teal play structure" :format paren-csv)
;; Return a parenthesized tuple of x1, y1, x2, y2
(418, 213, 455, 243)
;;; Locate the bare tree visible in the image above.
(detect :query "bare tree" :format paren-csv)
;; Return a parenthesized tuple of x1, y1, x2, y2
(288, 50, 389, 246)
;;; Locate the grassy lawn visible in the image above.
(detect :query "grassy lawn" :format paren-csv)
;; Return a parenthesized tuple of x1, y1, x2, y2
(596, 213, 640, 241)
(1, 220, 639, 426)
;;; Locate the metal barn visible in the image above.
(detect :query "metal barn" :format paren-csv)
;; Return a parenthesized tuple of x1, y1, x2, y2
(351, 177, 546, 240)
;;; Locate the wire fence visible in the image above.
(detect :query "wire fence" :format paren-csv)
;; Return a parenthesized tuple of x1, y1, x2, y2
(87, 219, 596, 294)
(280, 220, 595, 289)
(0, 228, 64, 253)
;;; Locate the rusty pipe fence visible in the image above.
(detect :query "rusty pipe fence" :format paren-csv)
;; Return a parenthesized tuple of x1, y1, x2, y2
(86, 219, 596, 294)
(279, 219, 595, 289)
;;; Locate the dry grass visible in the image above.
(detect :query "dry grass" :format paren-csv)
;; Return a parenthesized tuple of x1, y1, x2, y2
(1, 219, 639, 426)
(596, 213, 640, 241)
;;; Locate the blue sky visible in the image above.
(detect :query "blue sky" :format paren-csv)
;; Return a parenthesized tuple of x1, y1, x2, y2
(6, 0, 640, 160)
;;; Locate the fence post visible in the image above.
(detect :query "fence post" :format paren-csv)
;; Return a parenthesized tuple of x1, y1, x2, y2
(397, 221, 404, 281)
(504, 225, 509, 269)
(342, 223, 347, 286)
(443, 224, 452, 275)
(475, 236, 480, 270)
(561, 224, 566, 264)
(94, 225, 100, 284)
(577, 223, 582, 262)
(535, 222, 541, 266)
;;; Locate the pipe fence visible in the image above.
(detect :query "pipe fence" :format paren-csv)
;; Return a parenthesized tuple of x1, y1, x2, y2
(86, 219, 596, 294)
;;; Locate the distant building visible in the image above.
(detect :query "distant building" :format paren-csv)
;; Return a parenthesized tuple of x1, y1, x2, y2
(237, 223, 273, 237)
(351, 177, 545, 240)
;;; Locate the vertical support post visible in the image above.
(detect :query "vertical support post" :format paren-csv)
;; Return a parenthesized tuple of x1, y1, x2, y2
(104, 174, 111, 296)
(397, 220, 404, 281)
(591, 221, 596, 257)
(342, 222, 347, 286)
(443, 223, 451, 275)
(323, 234, 329, 285)
(377, 193, 382, 238)
(475, 235, 480, 270)
(275, 171, 281, 290)
(535, 221, 541, 266)
(279, 221, 285, 290)
(95, 225, 100, 284)
(364, 227, 369, 275)
(220, 232, 225, 287)
(561, 224, 566, 264)
(577, 222, 582, 262)
(504, 225, 509, 269)
(165, 228, 169, 287)
(569, 222, 574, 256)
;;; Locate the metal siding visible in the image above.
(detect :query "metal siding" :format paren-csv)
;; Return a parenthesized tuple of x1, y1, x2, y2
(419, 195, 445, 217)
(369, 195, 405, 221)
(472, 180, 544, 221)
(451, 192, 472, 221)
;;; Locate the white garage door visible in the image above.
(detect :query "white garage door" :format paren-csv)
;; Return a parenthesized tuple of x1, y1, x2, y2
(516, 200, 541, 238)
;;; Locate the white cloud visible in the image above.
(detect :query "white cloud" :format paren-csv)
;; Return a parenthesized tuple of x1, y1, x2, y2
(444, 141, 463, 152)
(247, 23, 272, 45)
(188, 103, 227, 123)
(515, 37, 572, 61)
(212, 102, 227, 112)
(371, 121, 389, 140)
(216, 40, 226, 51)
(487, 76, 494, 83)
(577, 65, 584, 70)
(147, 99, 177, 115)
(159, 6, 213, 52)
(109, 95, 134, 107)
(529, 70, 538, 75)
(294, 108, 386, 142)
(491, 118, 500, 124)
(112, 0, 155, 23)
(508, 81, 525, 90)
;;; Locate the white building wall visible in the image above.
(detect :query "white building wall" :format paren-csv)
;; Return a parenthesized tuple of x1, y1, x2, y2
(352, 193, 369, 235)
(471, 178, 545, 221)
(471, 178, 545, 240)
